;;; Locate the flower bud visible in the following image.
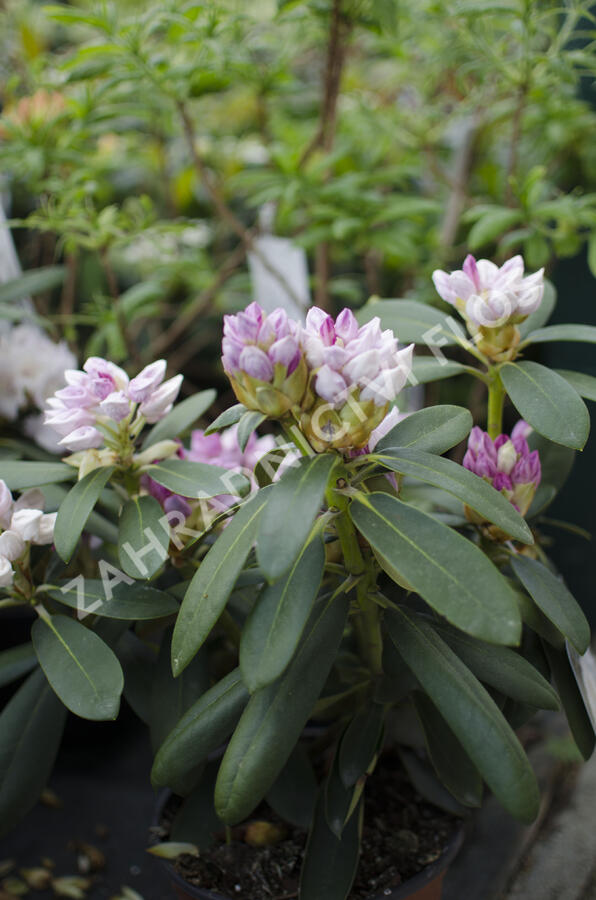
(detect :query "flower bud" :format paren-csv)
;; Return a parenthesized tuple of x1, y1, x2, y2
(222, 303, 307, 418)
(128, 360, 167, 403)
(98, 390, 132, 422)
(59, 426, 104, 452)
(0, 481, 14, 529)
(139, 375, 183, 423)
(0, 530, 25, 561)
(11, 508, 43, 542)
(33, 513, 57, 545)
(0, 556, 14, 588)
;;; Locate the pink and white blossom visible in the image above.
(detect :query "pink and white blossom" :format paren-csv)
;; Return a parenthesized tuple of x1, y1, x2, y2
(432, 255, 544, 328)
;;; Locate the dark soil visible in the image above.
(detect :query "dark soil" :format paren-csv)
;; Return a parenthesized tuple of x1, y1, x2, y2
(160, 753, 459, 900)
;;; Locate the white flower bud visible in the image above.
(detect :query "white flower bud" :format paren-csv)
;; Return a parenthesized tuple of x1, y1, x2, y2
(0, 530, 25, 561)
(34, 513, 57, 545)
(10, 508, 43, 542)
(0, 556, 13, 588)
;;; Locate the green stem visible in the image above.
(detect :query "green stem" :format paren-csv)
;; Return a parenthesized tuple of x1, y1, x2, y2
(325, 477, 382, 675)
(282, 421, 315, 457)
(487, 369, 505, 440)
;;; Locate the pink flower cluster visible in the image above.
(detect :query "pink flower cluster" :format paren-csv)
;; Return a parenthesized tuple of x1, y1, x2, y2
(44, 358, 183, 452)
(0, 482, 57, 588)
(432, 255, 544, 328)
(302, 308, 413, 408)
(222, 303, 302, 384)
(463, 421, 541, 514)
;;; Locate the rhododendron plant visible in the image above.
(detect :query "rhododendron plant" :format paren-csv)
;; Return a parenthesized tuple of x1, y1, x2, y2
(0, 255, 594, 900)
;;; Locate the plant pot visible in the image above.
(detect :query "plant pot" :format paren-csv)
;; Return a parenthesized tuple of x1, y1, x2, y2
(152, 791, 464, 900)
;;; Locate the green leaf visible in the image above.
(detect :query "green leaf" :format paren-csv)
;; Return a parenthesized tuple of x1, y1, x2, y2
(49, 580, 179, 620)
(412, 694, 483, 807)
(240, 536, 325, 692)
(257, 454, 337, 580)
(542, 643, 595, 760)
(338, 704, 384, 788)
(0, 266, 65, 304)
(518, 280, 556, 337)
(204, 404, 246, 435)
(468, 208, 523, 250)
(151, 669, 249, 789)
(170, 761, 223, 846)
(54, 466, 115, 563)
(356, 299, 457, 345)
(555, 370, 596, 403)
(511, 555, 590, 655)
(372, 448, 532, 543)
(374, 405, 472, 455)
(172, 490, 271, 675)
(142, 390, 216, 449)
(436, 626, 560, 710)
(266, 745, 318, 828)
(0, 643, 37, 689)
(398, 746, 466, 816)
(214, 595, 350, 824)
(500, 361, 590, 450)
(527, 432, 575, 517)
(32, 614, 123, 720)
(351, 493, 521, 645)
(116, 631, 155, 724)
(146, 459, 249, 499)
(0, 669, 67, 837)
(118, 496, 170, 580)
(523, 324, 596, 347)
(236, 411, 266, 452)
(0, 461, 75, 491)
(411, 357, 471, 384)
(385, 609, 539, 822)
(150, 636, 210, 764)
(299, 793, 361, 900)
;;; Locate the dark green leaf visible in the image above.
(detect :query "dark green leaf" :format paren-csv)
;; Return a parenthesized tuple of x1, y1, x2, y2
(413, 693, 483, 807)
(0, 643, 37, 689)
(0, 669, 67, 836)
(555, 370, 596, 403)
(49, 579, 179, 620)
(170, 761, 223, 846)
(386, 609, 539, 822)
(436, 626, 560, 710)
(172, 490, 271, 676)
(204, 404, 246, 435)
(351, 493, 521, 645)
(237, 411, 266, 453)
(500, 362, 590, 450)
(411, 357, 471, 384)
(146, 459, 249, 499)
(116, 631, 156, 724)
(0, 461, 75, 491)
(257, 454, 337, 580)
(54, 466, 115, 563)
(511, 555, 590, 654)
(300, 793, 361, 900)
(374, 405, 472, 455)
(142, 390, 216, 449)
(527, 432, 575, 517)
(542, 643, 595, 760)
(338, 704, 384, 788)
(240, 537, 325, 692)
(266, 745, 318, 828)
(118, 495, 170, 579)
(151, 669, 249, 789)
(398, 746, 467, 816)
(523, 324, 596, 346)
(372, 448, 532, 543)
(214, 595, 350, 824)
(32, 614, 123, 721)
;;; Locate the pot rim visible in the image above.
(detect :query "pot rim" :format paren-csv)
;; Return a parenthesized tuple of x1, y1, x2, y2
(151, 789, 465, 900)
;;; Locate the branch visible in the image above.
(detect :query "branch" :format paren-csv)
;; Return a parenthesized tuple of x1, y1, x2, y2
(176, 101, 304, 309)
(149, 242, 246, 357)
(439, 118, 479, 254)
